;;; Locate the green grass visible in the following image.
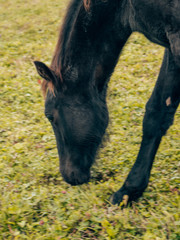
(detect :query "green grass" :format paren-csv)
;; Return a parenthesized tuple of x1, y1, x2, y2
(0, 0, 179, 239)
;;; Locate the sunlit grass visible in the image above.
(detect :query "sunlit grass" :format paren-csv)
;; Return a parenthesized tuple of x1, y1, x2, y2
(0, 0, 179, 239)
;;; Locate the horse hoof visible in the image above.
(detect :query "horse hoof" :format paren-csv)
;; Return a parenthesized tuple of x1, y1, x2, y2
(110, 191, 129, 207)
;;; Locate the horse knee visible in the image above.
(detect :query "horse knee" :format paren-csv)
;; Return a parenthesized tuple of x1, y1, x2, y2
(143, 102, 175, 138)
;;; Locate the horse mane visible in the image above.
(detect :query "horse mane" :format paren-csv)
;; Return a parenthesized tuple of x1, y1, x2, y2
(42, 0, 84, 97)
(50, 0, 83, 78)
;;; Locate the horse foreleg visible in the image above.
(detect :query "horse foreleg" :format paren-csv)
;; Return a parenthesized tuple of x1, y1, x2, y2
(111, 49, 180, 205)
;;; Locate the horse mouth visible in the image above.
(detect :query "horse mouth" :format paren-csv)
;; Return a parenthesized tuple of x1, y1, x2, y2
(61, 167, 91, 186)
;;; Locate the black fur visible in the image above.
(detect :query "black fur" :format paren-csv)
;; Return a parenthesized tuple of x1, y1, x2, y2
(34, 0, 180, 204)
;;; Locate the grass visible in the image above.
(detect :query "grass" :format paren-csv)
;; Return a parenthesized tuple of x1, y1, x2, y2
(0, 0, 179, 239)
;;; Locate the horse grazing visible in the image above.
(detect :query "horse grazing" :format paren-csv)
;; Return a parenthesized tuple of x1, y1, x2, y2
(34, 0, 180, 205)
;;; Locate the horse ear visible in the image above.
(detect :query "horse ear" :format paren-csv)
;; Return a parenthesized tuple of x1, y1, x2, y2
(83, 0, 91, 12)
(34, 61, 57, 84)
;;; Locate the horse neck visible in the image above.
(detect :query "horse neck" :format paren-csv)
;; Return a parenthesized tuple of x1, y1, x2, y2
(58, 0, 131, 89)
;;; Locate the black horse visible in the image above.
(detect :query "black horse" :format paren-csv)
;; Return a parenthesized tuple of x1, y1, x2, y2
(34, 0, 180, 205)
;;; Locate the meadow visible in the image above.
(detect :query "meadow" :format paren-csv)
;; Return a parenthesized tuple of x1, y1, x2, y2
(0, 0, 179, 239)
